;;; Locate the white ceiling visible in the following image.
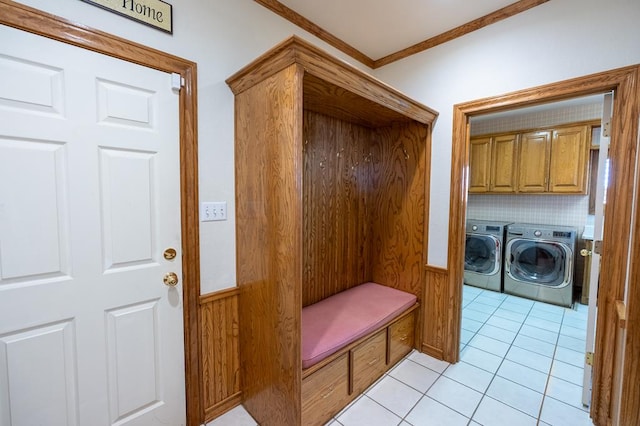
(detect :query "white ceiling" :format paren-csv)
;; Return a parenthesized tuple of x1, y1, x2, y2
(278, 0, 519, 59)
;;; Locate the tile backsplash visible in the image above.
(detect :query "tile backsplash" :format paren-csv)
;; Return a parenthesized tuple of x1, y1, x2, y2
(471, 100, 603, 136)
(467, 194, 589, 234)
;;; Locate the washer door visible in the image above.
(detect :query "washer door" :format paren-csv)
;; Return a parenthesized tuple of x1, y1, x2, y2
(506, 239, 573, 287)
(465, 234, 500, 275)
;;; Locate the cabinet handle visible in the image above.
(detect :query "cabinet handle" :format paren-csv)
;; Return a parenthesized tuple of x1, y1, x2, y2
(321, 386, 335, 399)
(368, 357, 380, 366)
(399, 334, 408, 341)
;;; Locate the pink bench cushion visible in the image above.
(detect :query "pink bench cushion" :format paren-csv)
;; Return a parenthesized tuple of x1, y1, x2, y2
(301, 282, 417, 369)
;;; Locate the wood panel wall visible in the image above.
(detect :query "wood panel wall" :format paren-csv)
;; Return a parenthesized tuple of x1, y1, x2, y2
(302, 114, 429, 310)
(422, 266, 449, 359)
(200, 289, 241, 422)
(235, 63, 303, 426)
(370, 122, 428, 298)
(302, 111, 374, 306)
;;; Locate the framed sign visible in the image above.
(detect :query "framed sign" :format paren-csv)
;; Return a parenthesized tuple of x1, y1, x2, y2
(81, 0, 173, 34)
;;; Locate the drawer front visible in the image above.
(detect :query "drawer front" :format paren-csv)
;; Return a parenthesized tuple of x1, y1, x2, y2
(389, 311, 415, 366)
(351, 330, 387, 395)
(302, 353, 350, 426)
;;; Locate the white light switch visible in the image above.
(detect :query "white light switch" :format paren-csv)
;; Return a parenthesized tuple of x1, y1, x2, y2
(201, 201, 227, 221)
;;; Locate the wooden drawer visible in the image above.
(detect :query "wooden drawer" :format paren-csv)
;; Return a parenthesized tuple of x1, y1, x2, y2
(388, 311, 415, 365)
(302, 353, 350, 426)
(351, 330, 387, 395)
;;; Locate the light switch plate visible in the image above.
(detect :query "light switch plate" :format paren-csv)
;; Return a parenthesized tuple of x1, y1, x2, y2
(201, 201, 227, 221)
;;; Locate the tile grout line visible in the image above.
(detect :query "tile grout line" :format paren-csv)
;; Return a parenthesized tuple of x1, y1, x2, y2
(464, 289, 538, 424)
(362, 355, 450, 426)
(463, 287, 591, 425)
(538, 302, 593, 421)
(535, 303, 565, 424)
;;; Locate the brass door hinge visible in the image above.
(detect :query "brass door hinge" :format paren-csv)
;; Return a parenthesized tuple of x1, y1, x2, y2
(586, 351, 594, 366)
(593, 240, 603, 255)
(602, 119, 611, 137)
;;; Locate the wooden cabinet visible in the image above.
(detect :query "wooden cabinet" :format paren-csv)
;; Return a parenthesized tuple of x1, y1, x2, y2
(469, 134, 518, 193)
(549, 125, 590, 193)
(469, 136, 492, 192)
(518, 131, 551, 192)
(491, 134, 519, 192)
(227, 37, 436, 426)
(470, 123, 591, 194)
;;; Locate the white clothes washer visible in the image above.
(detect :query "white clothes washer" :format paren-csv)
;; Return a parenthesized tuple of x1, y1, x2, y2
(464, 220, 511, 292)
(503, 223, 576, 307)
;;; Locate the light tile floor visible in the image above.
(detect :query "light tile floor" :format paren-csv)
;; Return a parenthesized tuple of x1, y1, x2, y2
(208, 285, 594, 426)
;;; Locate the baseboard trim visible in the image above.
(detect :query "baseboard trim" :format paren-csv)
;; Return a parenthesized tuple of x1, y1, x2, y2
(203, 391, 243, 424)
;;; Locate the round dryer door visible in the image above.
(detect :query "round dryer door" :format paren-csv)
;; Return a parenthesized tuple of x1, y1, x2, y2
(465, 234, 500, 275)
(507, 239, 572, 287)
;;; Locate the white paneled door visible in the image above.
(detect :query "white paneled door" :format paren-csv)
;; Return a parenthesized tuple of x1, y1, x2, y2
(0, 26, 185, 426)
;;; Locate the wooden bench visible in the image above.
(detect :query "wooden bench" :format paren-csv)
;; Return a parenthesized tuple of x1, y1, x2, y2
(301, 282, 418, 425)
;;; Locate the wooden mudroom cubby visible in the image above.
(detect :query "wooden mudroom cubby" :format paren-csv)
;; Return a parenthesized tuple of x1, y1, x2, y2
(226, 36, 438, 425)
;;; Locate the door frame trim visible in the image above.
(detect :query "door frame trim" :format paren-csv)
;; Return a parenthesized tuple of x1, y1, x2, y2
(0, 2, 202, 425)
(447, 66, 640, 425)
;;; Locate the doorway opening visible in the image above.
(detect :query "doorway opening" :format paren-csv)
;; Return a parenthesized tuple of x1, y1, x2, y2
(444, 66, 640, 426)
(459, 93, 608, 423)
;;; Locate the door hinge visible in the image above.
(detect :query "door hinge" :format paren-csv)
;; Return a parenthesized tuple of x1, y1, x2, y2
(593, 240, 603, 255)
(171, 73, 184, 90)
(586, 351, 594, 366)
(602, 119, 611, 137)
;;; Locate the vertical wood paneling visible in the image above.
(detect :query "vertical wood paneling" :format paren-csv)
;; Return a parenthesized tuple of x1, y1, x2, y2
(302, 118, 428, 307)
(371, 122, 428, 298)
(422, 266, 448, 359)
(235, 63, 303, 426)
(302, 111, 373, 306)
(200, 289, 241, 422)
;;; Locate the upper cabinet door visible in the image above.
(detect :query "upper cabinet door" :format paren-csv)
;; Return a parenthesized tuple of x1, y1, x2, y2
(469, 136, 492, 193)
(518, 131, 551, 192)
(549, 125, 590, 193)
(490, 134, 519, 193)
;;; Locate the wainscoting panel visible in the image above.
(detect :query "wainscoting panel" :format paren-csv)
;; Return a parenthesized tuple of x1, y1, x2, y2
(422, 266, 450, 360)
(200, 288, 241, 422)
